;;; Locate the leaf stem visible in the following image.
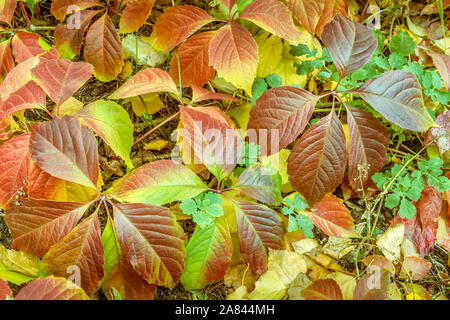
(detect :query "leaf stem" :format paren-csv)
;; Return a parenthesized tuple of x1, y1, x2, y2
(20, 0, 32, 27)
(133, 110, 181, 147)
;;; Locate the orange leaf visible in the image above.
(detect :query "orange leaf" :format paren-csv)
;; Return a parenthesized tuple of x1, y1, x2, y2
(119, 0, 155, 34)
(0, 0, 16, 24)
(0, 81, 46, 118)
(15, 276, 89, 300)
(0, 56, 40, 101)
(0, 38, 14, 82)
(190, 85, 238, 103)
(401, 256, 432, 281)
(353, 269, 391, 300)
(50, 0, 101, 21)
(0, 278, 12, 300)
(12, 32, 48, 64)
(302, 279, 343, 300)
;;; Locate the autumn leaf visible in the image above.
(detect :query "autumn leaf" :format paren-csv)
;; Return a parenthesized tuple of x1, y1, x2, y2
(190, 85, 238, 103)
(302, 279, 343, 300)
(0, 277, 12, 300)
(0, 81, 47, 118)
(119, 0, 155, 34)
(429, 52, 450, 90)
(353, 269, 391, 300)
(0, 56, 40, 101)
(15, 276, 89, 300)
(0, 0, 17, 24)
(12, 32, 48, 64)
(400, 256, 432, 281)
(0, 38, 14, 82)
(50, 0, 101, 20)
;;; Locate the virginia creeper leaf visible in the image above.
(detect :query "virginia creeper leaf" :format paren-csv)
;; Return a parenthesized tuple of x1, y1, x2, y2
(112, 202, 186, 287)
(287, 109, 347, 207)
(239, 0, 301, 41)
(119, 0, 155, 34)
(30, 116, 99, 189)
(248, 86, 318, 156)
(0, 81, 46, 119)
(15, 276, 89, 300)
(355, 70, 435, 131)
(107, 160, 208, 206)
(12, 32, 48, 64)
(77, 100, 134, 169)
(322, 14, 377, 78)
(0, 56, 39, 101)
(180, 217, 232, 290)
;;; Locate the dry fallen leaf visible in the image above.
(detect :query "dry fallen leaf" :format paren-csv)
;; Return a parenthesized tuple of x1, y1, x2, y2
(376, 223, 405, 262)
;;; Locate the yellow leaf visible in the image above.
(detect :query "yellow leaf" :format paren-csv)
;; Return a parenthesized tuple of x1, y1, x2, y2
(144, 138, 169, 151)
(291, 238, 319, 254)
(126, 93, 165, 117)
(0, 245, 40, 277)
(247, 270, 286, 300)
(287, 273, 312, 300)
(119, 60, 133, 79)
(226, 285, 248, 300)
(389, 282, 403, 300)
(56, 97, 84, 116)
(261, 149, 292, 191)
(255, 32, 283, 78)
(227, 104, 252, 132)
(376, 223, 405, 262)
(323, 236, 355, 260)
(327, 272, 357, 300)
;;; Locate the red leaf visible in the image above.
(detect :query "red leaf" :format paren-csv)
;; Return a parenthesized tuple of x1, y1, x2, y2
(15, 276, 89, 300)
(0, 133, 30, 208)
(235, 201, 284, 275)
(169, 31, 216, 87)
(84, 14, 123, 82)
(286, 0, 347, 36)
(0, 56, 40, 101)
(50, 0, 101, 20)
(353, 269, 391, 300)
(54, 10, 99, 60)
(12, 32, 48, 64)
(306, 193, 354, 237)
(397, 184, 442, 256)
(0, 81, 46, 118)
(110, 67, 179, 99)
(0, 39, 14, 82)
(30, 116, 99, 189)
(239, 0, 301, 41)
(190, 85, 238, 103)
(119, 0, 155, 34)
(287, 109, 347, 207)
(0, 278, 12, 300)
(180, 105, 242, 181)
(5, 199, 90, 257)
(150, 5, 215, 52)
(248, 86, 318, 156)
(346, 106, 389, 191)
(322, 14, 377, 77)
(429, 52, 450, 90)
(112, 202, 186, 287)
(208, 22, 258, 91)
(40, 213, 104, 295)
(401, 256, 432, 281)
(361, 255, 395, 275)
(301, 279, 343, 300)
(32, 58, 93, 106)
(0, 0, 17, 24)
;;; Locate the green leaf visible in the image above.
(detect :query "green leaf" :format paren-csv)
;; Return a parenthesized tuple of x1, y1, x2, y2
(180, 192, 225, 229)
(78, 100, 134, 169)
(237, 0, 254, 13)
(251, 77, 268, 106)
(289, 43, 311, 56)
(179, 198, 198, 216)
(385, 192, 401, 209)
(389, 32, 417, 56)
(399, 197, 416, 219)
(287, 214, 298, 232)
(388, 52, 407, 69)
(266, 73, 282, 88)
(296, 214, 314, 238)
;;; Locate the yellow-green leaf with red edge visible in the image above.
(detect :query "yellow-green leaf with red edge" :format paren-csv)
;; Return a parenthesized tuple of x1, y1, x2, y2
(109, 67, 179, 99)
(234, 201, 284, 275)
(346, 105, 389, 191)
(286, 0, 347, 37)
(15, 276, 89, 300)
(0, 38, 14, 82)
(119, 0, 155, 34)
(77, 100, 134, 169)
(0, 133, 30, 209)
(40, 213, 104, 296)
(304, 193, 355, 237)
(169, 31, 216, 87)
(149, 5, 215, 52)
(0, 56, 40, 101)
(287, 109, 347, 207)
(238, 0, 301, 41)
(107, 160, 208, 206)
(0, 81, 46, 118)
(208, 22, 258, 93)
(180, 217, 232, 291)
(0, 277, 12, 300)
(301, 279, 343, 300)
(12, 32, 48, 64)
(353, 269, 391, 300)
(248, 86, 319, 156)
(84, 14, 123, 82)
(356, 71, 435, 132)
(112, 202, 186, 288)
(31, 58, 93, 106)
(190, 84, 238, 103)
(5, 199, 90, 258)
(54, 10, 99, 60)
(30, 116, 99, 189)
(0, 0, 16, 24)
(50, 0, 101, 21)
(180, 105, 242, 181)
(101, 215, 157, 300)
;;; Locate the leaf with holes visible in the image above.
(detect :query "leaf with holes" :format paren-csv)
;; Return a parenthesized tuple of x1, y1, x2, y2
(346, 106, 389, 191)
(30, 116, 99, 189)
(355, 71, 435, 131)
(169, 31, 216, 87)
(32, 58, 93, 106)
(322, 14, 377, 78)
(180, 106, 242, 181)
(150, 5, 215, 52)
(50, 0, 101, 20)
(15, 276, 89, 300)
(180, 217, 232, 290)
(0, 133, 30, 208)
(301, 279, 343, 300)
(77, 100, 134, 169)
(119, 0, 155, 34)
(110, 67, 179, 99)
(84, 14, 123, 82)
(239, 0, 301, 41)
(107, 160, 208, 205)
(12, 32, 48, 64)
(209, 22, 258, 92)
(101, 215, 157, 300)
(235, 201, 284, 275)
(287, 109, 347, 207)
(248, 86, 318, 156)
(112, 202, 186, 287)
(5, 199, 90, 258)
